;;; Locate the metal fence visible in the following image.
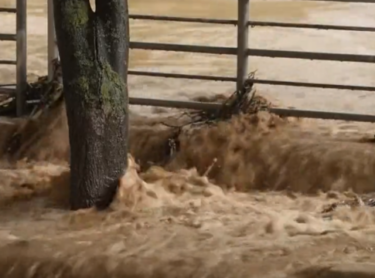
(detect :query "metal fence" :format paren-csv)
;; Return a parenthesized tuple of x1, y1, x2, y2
(126, 0, 375, 123)
(2, 0, 375, 122)
(0, 0, 26, 117)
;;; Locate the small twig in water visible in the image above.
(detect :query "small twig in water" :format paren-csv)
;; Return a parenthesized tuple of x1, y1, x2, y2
(204, 158, 218, 177)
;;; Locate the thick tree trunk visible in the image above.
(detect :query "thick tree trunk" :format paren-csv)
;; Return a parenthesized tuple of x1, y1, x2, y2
(53, 0, 129, 210)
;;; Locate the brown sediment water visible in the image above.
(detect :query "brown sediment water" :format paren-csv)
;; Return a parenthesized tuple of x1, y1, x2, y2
(0, 100, 375, 277)
(1, 0, 375, 277)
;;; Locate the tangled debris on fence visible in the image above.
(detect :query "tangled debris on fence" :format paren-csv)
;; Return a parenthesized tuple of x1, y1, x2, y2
(175, 72, 271, 128)
(2, 59, 63, 157)
(161, 72, 273, 161)
(0, 58, 63, 118)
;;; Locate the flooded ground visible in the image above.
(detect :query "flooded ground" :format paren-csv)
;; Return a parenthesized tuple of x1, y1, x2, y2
(1, 0, 375, 277)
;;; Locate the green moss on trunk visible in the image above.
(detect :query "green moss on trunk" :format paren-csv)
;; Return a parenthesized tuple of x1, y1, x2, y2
(62, 1, 90, 32)
(100, 63, 126, 116)
(69, 63, 126, 117)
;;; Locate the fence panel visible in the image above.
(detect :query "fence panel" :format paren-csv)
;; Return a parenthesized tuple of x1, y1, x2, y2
(42, 0, 375, 122)
(0, 1, 27, 116)
(125, 0, 375, 122)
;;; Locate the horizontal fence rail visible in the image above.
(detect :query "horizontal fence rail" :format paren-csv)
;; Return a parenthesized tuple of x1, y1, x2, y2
(130, 14, 236, 25)
(0, 87, 15, 94)
(129, 97, 221, 110)
(19, 96, 375, 123)
(270, 108, 375, 122)
(128, 70, 375, 91)
(128, 97, 375, 122)
(0, 60, 16, 65)
(130, 41, 375, 63)
(0, 33, 16, 41)
(247, 48, 375, 63)
(0, 7, 16, 13)
(248, 22, 375, 32)
(130, 42, 236, 55)
(130, 14, 375, 32)
(0, 83, 16, 87)
(128, 70, 236, 82)
(248, 79, 375, 91)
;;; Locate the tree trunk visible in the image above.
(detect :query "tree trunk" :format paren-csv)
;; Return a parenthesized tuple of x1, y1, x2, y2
(53, 0, 129, 210)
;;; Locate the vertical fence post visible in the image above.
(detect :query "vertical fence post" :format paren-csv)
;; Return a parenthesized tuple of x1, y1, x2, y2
(48, 0, 57, 80)
(236, 0, 249, 91)
(16, 0, 27, 117)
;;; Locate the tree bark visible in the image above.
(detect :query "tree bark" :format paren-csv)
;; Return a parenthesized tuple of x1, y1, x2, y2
(53, 0, 129, 210)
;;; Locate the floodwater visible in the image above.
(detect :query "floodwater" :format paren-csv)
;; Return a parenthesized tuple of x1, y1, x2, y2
(1, 0, 375, 116)
(1, 1, 375, 278)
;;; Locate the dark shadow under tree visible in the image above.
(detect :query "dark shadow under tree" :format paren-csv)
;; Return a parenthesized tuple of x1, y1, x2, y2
(53, 0, 129, 210)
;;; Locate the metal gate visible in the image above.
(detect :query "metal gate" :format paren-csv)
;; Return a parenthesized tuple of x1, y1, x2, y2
(126, 0, 375, 122)
(3, 0, 375, 122)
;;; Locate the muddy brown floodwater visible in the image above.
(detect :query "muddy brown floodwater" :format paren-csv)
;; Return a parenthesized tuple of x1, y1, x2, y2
(1, 0, 375, 277)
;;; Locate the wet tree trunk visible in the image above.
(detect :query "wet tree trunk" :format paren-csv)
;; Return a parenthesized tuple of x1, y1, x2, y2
(53, 0, 129, 210)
